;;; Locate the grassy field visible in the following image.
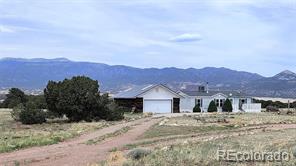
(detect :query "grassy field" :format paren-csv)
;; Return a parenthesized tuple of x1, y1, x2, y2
(139, 124, 235, 139)
(103, 113, 296, 166)
(0, 109, 147, 153)
(125, 129, 296, 166)
(140, 113, 296, 139)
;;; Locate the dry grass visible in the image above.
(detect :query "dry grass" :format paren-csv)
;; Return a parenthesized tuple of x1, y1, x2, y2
(139, 124, 235, 139)
(227, 113, 296, 125)
(98, 151, 127, 166)
(125, 129, 296, 166)
(123, 112, 152, 122)
(0, 109, 112, 153)
(140, 113, 296, 139)
(0, 109, 145, 153)
(120, 113, 296, 166)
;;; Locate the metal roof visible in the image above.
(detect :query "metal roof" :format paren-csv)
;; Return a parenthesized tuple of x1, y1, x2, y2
(114, 84, 182, 99)
(180, 90, 247, 98)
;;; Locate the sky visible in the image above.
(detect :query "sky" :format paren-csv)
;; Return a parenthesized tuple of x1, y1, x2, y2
(0, 0, 295, 77)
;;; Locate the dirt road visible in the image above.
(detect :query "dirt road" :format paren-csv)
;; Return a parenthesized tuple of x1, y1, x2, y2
(2, 114, 295, 166)
(0, 117, 162, 166)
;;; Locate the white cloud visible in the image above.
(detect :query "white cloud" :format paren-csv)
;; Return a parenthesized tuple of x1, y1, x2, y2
(0, 25, 14, 33)
(170, 33, 202, 42)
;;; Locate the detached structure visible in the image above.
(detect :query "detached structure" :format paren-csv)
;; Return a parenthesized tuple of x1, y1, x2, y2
(179, 85, 261, 113)
(113, 84, 182, 113)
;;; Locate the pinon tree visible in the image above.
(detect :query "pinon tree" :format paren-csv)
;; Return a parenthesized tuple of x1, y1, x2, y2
(44, 76, 123, 122)
(207, 101, 217, 112)
(222, 99, 233, 112)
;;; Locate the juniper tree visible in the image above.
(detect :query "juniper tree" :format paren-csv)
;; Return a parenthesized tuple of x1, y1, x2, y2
(207, 101, 217, 112)
(222, 99, 233, 112)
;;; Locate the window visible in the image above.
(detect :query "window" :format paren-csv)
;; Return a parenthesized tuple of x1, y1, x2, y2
(195, 99, 202, 107)
(240, 99, 246, 104)
(215, 99, 225, 107)
(215, 99, 219, 107)
(229, 99, 233, 104)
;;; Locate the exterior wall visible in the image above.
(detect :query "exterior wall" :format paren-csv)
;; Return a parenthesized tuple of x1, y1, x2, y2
(180, 96, 195, 112)
(201, 97, 212, 112)
(181, 95, 228, 113)
(242, 103, 262, 112)
(231, 98, 240, 112)
(138, 86, 179, 99)
(247, 98, 252, 104)
(202, 94, 227, 112)
(180, 95, 260, 113)
(231, 97, 253, 112)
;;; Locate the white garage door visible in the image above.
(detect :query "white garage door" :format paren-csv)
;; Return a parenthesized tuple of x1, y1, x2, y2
(144, 100, 172, 113)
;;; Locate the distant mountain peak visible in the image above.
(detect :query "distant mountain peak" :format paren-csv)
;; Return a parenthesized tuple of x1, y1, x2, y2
(279, 70, 295, 75)
(274, 70, 296, 80)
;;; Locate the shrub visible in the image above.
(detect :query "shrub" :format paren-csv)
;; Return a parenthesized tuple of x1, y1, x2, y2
(19, 109, 46, 124)
(88, 95, 124, 121)
(78, 94, 123, 122)
(11, 104, 24, 121)
(26, 95, 47, 109)
(3, 88, 27, 108)
(207, 101, 217, 112)
(105, 103, 125, 121)
(127, 148, 152, 160)
(222, 99, 233, 112)
(19, 102, 46, 124)
(193, 105, 201, 113)
(254, 99, 289, 108)
(266, 106, 279, 112)
(45, 110, 64, 119)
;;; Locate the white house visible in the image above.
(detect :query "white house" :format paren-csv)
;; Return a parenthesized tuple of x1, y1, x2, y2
(113, 84, 183, 113)
(113, 84, 261, 113)
(179, 86, 261, 113)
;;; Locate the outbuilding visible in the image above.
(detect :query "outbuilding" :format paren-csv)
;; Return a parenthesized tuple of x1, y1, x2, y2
(113, 84, 182, 113)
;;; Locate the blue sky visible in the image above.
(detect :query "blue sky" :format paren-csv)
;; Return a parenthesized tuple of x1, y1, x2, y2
(0, 0, 295, 76)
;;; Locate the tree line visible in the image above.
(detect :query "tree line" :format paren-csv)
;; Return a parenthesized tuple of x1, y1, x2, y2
(253, 99, 296, 108)
(0, 76, 124, 124)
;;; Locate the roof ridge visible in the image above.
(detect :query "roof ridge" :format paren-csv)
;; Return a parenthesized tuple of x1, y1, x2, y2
(114, 84, 183, 98)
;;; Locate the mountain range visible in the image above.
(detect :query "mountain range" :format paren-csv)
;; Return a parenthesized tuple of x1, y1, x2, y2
(0, 57, 295, 98)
